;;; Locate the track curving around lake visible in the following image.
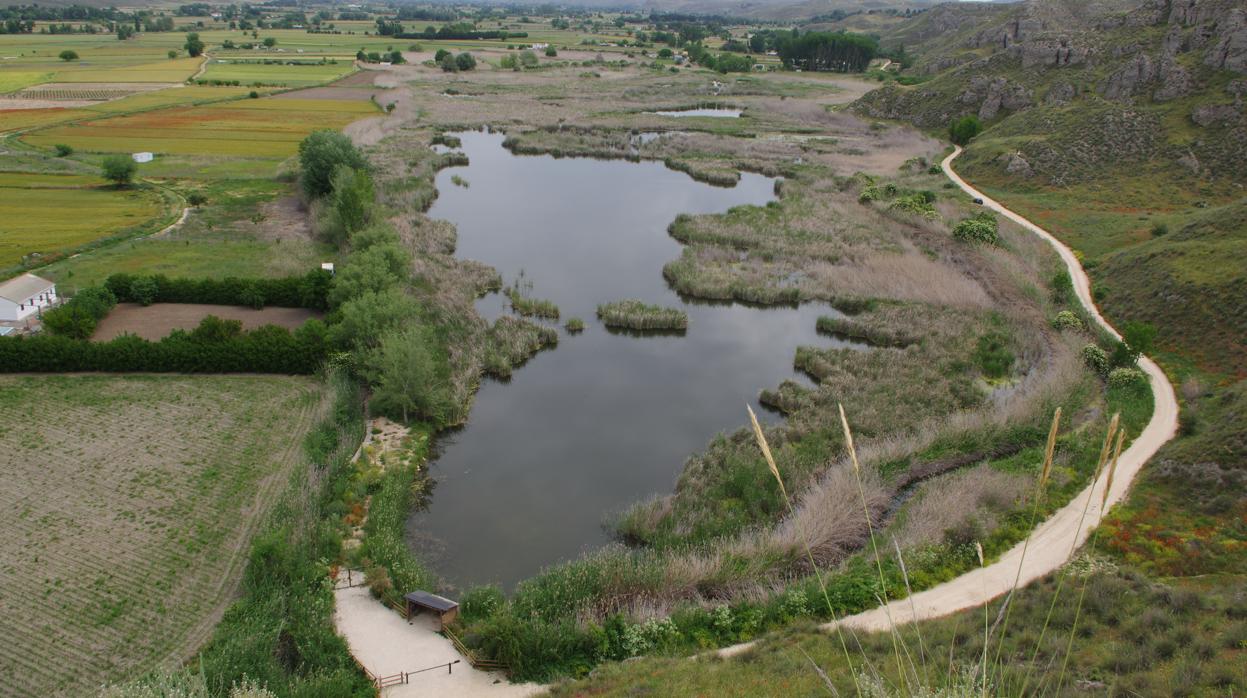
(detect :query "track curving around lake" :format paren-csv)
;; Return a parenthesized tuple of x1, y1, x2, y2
(723, 145, 1179, 648)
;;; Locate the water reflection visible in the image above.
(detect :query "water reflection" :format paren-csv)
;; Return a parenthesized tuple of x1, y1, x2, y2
(407, 130, 863, 591)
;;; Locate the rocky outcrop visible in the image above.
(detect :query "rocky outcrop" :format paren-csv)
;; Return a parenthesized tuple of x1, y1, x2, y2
(1154, 57, 1193, 101)
(998, 152, 1034, 177)
(1191, 103, 1242, 126)
(1204, 7, 1247, 73)
(965, 76, 1033, 120)
(1017, 37, 1088, 68)
(1045, 82, 1077, 105)
(1177, 151, 1201, 174)
(1103, 53, 1156, 100)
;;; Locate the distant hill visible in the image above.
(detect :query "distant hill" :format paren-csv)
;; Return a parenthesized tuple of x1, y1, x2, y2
(853, 0, 1246, 374)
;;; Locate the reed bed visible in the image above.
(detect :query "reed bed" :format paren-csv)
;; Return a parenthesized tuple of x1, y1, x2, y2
(505, 288, 561, 320)
(596, 299, 689, 331)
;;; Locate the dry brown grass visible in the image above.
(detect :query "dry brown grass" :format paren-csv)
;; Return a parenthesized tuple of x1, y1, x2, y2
(893, 464, 1030, 549)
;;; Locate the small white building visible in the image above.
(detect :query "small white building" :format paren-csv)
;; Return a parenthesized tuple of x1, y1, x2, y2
(0, 273, 58, 322)
(132, 152, 154, 163)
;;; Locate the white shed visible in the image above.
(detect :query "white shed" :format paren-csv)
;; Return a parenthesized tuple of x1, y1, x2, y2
(132, 152, 154, 163)
(0, 273, 58, 322)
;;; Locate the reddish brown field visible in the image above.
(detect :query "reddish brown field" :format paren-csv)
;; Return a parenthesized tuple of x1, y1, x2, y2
(92, 303, 321, 341)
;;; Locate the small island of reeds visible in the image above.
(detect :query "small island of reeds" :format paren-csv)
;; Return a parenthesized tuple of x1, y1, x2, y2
(596, 299, 688, 331)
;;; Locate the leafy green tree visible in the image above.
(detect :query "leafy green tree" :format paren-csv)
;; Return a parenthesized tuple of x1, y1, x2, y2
(167, 50, 178, 59)
(262, 36, 276, 47)
(187, 192, 207, 207)
(1111, 320, 1158, 367)
(434, 48, 451, 62)
(545, 45, 557, 57)
(440, 54, 458, 72)
(58, 50, 79, 61)
(327, 287, 420, 353)
(327, 243, 412, 307)
(455, 52, 476, 71)
(368, 325, 453, 425)
(949, 115, 983, 145)
(297, 130, 367, 198)
(101, 154, 137, 187)
(327, 165, 375, 243)
(184, 32, 204, 57)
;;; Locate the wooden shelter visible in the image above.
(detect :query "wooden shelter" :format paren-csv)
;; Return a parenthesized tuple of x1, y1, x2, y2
(404, 590, 459, 630)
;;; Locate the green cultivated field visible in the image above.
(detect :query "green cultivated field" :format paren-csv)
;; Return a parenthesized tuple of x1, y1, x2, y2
(0, 375, 328, 696)
(0, 172, 172, 267)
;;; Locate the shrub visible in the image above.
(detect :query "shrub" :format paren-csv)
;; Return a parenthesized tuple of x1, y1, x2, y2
(455, 52, 476, 71)
(1082, 344, 1109, 375)
(105, 271, 331, 310)
(1151, 222, 1169, 237)
(186, 192, 208, 207)
(434, 48, 451, 62)
(953, 212, 999, 244)
(1108, 367, 1147, 389)
(248, 90, 259, 98)
(41, 286, 116, 339)
(1052, 310, 1083, 331)
(54, 143, 74, 157)
(460, 587, 505, 623)
(440, 54, 457, 72)
(58, 50, 78, 61)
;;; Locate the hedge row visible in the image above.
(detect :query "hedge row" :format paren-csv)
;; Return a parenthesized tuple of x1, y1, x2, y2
(0, 318, 327, 374)
(104, 269, 332, 310)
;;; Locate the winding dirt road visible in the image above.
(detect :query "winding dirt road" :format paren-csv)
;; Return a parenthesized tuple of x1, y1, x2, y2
(721, 146, 1180, 650)
(838, 147, 1179, 631)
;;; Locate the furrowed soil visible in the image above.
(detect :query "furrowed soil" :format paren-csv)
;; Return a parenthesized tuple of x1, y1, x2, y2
(0, 375, 328, 697)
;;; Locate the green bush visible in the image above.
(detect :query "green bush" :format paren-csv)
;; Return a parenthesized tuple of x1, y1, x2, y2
(40, 285, 116, 339)
(953, 212, 999, 244)
(1108, 367, 1147, 389)
(54, 143, 74, 157)
(105, 271, 331, 310)
(0, 317, 328, 374)
(1052, 310, 1084, 331)
(1082, 343, 1109, 375)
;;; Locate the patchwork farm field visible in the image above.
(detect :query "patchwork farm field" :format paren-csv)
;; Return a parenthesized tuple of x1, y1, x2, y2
(199, 58, 356, 87)
(0, 375, 328, 697)
(23, 95, 379, 157)
(0, 172, 171, 267)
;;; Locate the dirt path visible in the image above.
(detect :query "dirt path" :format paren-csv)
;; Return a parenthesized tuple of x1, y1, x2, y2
(334, 577, 543, 697)
(721, 145, 1179, 649)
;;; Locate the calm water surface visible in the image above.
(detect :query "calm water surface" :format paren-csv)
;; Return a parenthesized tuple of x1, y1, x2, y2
(649, 108, 742, 118)
(406, 131, 863, 590)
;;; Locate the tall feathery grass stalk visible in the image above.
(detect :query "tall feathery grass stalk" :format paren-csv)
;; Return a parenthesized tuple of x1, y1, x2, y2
(1052, 428, 1125, 694)
(839, 404, 911, 692)
(988, 408, 1061, 683)
(976, 542, 988, 698)
(1018, 413, 1119, 695)
(892, 537, 928, 684)
(748, 406, 860, 697)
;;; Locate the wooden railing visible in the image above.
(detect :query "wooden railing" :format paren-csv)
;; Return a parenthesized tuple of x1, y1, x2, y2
(443, 626, 510, 672)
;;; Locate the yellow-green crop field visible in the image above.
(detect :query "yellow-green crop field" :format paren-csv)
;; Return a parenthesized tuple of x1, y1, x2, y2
(23, 95, 379, 157)
(1, 86, 253, 135)
(199, 58, 355, 86)
(0, 172, 170, 266)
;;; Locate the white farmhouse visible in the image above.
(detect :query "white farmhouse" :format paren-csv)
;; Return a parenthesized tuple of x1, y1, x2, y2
(0, 273, 57, 322)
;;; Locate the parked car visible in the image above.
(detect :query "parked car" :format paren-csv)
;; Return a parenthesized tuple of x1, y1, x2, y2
(973, 197, 984, 205)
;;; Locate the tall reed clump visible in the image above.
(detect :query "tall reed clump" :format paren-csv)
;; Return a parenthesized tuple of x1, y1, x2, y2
(597, 299, 688, 331)
(504, 288, 560, 320)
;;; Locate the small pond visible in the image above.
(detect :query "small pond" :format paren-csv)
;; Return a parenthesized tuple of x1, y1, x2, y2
(406, 130, 864, 590)
(648, 108, 742, 118)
